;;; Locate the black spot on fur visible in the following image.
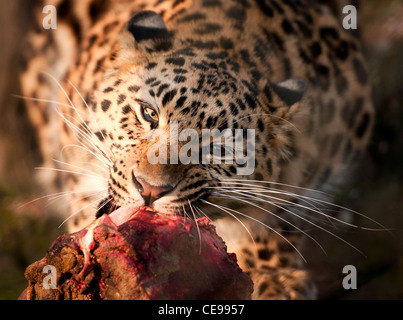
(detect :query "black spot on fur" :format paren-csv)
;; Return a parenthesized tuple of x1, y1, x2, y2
(122, 105, 131, 114)
(220, 37, 234, 49)
(202, 0, 222, 7)
(263, 29, 285, 52)
(145, 77, 157, 85)
(173, 68, 188, 74)
(244, 93, 257, 109)
(191, 62, 209, 72)
(218, 119, 228, 131)
(315, 64, 330, 91)
(206, 51, 228, 60)
(352, 58, 368, 85)
(89, 0, 108, 23)
(236, 98, 246, 111)
(95, 130, 107, 141)
(257, 119, 265, 132)
(128, 85, 140, 92)
(101, 99, 111, 112)
(356, 112, 370, 138)
(230, 102, 239, 116)
(256, 0, 274, 17)
(172, 0, 185, 8)
(199, 111, 205, 122)
(174, 75, 187, 83)
(88, 34, 98, 49)
(343, 97, 364, 128)
(319, 27, 339, 41)
(281, 19, 294, 34)
(117, 94, 126, 105)
(266, 158, 273, 175)
(165, 57, 185, 66)
(194, 22, 222, 35)
(335, 40, 349, 60)
(162, 89, 178, 106)
(177, 12, 206, 23)
(310, 42, 322, 58)
(258, 282, 268, 295)
(258, 248, 273, 260)
(156, 83, 170, 97)
(229, 165, 237, 174)
(103, 87, 114, 93)
(295, 19, 312, 38)
(226, 5, 246, 30)
(103, 21, 119, 34)
(174, 96, 187, 109)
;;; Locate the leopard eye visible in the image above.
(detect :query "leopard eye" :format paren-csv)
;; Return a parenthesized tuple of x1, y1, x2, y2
(141, 106, 159, 124)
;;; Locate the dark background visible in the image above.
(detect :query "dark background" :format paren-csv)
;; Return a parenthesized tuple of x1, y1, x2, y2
(0, 0, 402, 299)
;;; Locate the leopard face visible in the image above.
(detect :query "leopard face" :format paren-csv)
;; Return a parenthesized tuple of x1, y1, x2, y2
(92, 33, 303, 219)
(21, 0, 375, 299)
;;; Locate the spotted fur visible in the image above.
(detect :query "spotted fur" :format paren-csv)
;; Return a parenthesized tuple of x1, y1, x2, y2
(20, 0, 374, 299)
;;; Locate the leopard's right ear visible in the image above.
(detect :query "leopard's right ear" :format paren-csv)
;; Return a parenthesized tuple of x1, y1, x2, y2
(116, 11, 172, 66)
(127, 11, 171, 45)
(126, 11, 172, 52)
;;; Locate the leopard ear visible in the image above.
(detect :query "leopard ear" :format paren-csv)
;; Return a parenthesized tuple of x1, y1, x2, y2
(126, 11, 172, 51)
(115, 11, 172, 67)
(269, 78, 308, 107)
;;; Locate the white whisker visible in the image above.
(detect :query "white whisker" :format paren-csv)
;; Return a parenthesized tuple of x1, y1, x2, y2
(217, 181, 389, 232)
(68, 80, 115, 161)
(11, 94, 73, 109)
(201, 197, 308, 263)
(200, 199, 257, 251)
(17, 189, 102, 210)
(39, 72, 112, 166)
(60, 144, 109, 169)
(188, 200, 202, 255)
(58, 194, 107, 229)
(52, 158, 108, 175)
(211, 190, 327, 255)
(35, 166, 108, 181)
(57, 111, 111, 165)
(231, 113, 301, 134)
(221, 179, 331, 197)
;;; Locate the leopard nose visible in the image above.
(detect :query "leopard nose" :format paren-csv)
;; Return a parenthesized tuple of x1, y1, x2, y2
(132, 174, 174, 205)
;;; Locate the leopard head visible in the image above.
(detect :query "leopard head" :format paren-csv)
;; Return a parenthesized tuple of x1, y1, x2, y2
(91, 11, 307, 222)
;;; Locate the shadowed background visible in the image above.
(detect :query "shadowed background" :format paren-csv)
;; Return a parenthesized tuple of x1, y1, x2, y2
(0, 0, 402, 299)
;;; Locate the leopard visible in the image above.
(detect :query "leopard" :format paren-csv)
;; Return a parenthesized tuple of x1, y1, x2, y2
(19, 0, 374, 299)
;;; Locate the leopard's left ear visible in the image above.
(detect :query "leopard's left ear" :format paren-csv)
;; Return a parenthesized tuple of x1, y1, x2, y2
(261, 77, 308, 118)
(269, 78, 308, 107)
(263, 78, 308, 108)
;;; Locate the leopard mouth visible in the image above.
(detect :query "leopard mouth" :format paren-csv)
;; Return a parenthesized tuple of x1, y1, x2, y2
(95, 190, 212, 220)
(96, 196, 120, 218)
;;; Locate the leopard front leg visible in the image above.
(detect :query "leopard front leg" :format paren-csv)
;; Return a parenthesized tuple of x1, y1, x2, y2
(248, 267, 316, 300)
(215, 218, 316, 300)
(240, 236, 317, 300)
